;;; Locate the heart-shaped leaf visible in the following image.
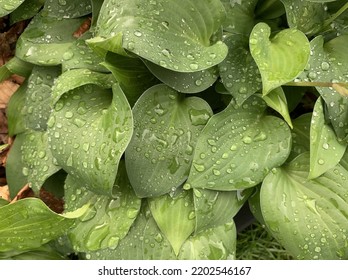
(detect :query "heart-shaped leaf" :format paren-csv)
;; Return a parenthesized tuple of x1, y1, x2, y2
(219, 34, 261, 105)
(65, 161, 141, 252)
(148, 189, 195, 255)
(125, 84, 212, 197)
(309, 98, 346, 179)
(261, 152, 348, 259)
(48, 73, 132, 196)
(88, 0, 228, 72)
(250, 22, 310, 95)
(184, 95, 292, 191)
(0, 198, 88, 252)
(280, 0, 328, 35)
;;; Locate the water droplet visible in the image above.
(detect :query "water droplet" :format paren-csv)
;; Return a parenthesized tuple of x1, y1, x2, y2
(127, 41, 135, 50)
(195, 79, 202, 86)
(314, 247, 321, 253)
(161, 48, 171, 57)
(83, 143, 90, 152)
(161, 21, 169, 29)
(250, 38, 258, 45)
(189, 109, 210, 126)
(242, 136, 252, 144)
(318, 159, 325, 165)
(65, 111, 74, 119)
(188, 211, 195, 220)
(322, 143, 329, 150)
(62, 51, 74, 60)
(230, 144, 237, 151)
(193, 163, 205, 172)
(213, 169, 221, 176)
(321, 62, 330, 71)
(22, 167, 29, 176)
(134, 30, 142, 37)
(127, 208, 139, 219)
(189, 63, 199, 70)
(308, 72, 317, 79)
(207, 139, 216, 146)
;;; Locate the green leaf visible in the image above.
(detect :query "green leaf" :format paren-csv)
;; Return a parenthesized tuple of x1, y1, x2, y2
(148, 189, 195, 255)
(0, 199, 9, 207)
(299, 35, 348, 143)
(185, 95, 292, 191)
(0, 244, 65, 260)
(125, 84, 212, 197)
(178, 222, 236, 260)
(5, 134, 28, 197)
(1, 56, 33, 78)
(22, 131, 61, 192)
(255, 0, 286, 19)
(0, 198, 87, 252)
(219, 34, 261, 105)
(288, 113, 311, 161)
(144, 60, 218, 94)
(0, 0, 25, 17)
(48, 80, 132, 196)
(250, 23, 310, 95)
(16, 12, 86, 65)
(51, 69, 115, 104)
(89, 0, 228, 72)
(194, 188, 252, 234)
(280, 0, 328, 35)
(309, 98, 346, 179)
(10, 0, 45, 24)
(88, 205, 177, 260)
(61, 33, 108, 73)
(221, 0, 258, 35)
(7, 81, 28, 136)
(262, 87, 293, 128)
(102, 52, 158, 106)
(65, 162, 141, 252)
(43, 0, 92, 19)
(25, 66, 61, 131)
(261, 153, 348, 259)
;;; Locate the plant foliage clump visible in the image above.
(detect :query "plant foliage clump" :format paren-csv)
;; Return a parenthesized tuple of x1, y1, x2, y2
(1, 0, 348, 260)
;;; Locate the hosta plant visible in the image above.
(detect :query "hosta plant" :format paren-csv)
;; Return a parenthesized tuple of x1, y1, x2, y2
(1, 0, 348, 260)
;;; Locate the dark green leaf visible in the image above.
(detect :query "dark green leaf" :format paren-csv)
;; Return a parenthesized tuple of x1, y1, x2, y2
(0, 0, 25, 17)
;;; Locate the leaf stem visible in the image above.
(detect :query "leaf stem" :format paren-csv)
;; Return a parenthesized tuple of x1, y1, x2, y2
(322, 2, 348, 30)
